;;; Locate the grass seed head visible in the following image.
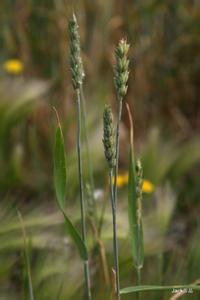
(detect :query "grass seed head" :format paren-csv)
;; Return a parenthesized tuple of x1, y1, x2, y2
(114, 39, 130, 98)
(103, 105, 116, 170)
(68, 14, 85, 90)
(136, 159, 143, 226)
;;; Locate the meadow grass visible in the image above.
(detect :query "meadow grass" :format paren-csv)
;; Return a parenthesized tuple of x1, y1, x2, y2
(51, 13, 200, 300)
(1, 5, 199, 300)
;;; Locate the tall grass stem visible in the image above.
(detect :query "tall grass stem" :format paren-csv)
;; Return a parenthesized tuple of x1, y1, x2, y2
(136, 268, 141, 300)
(109, 170, 120, 300)
(113, 97, 123, 206)
(76, 90, 91, 300)
(80, 87, 97, 222)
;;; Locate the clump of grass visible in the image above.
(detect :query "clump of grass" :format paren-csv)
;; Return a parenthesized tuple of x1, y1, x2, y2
(68, 14, 91, 300)
(103, 105, 120, 299)
(52, 13, 200, 300)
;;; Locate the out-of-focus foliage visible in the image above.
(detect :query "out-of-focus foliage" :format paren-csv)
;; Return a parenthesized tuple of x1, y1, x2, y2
(0, 79, 49, 190)
(1, 0, 199, 133)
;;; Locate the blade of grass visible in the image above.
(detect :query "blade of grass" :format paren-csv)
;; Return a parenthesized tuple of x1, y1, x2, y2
(120, 285, 200, 294)
(17, 210, 34, 300)
(170, 279, 200, 300)
(62, 211, 88, 261)
(127, 104, 144, 268)
(126, 104, 144, 300)
(53, 107, 88, 261)
(53, 116, 67, 212)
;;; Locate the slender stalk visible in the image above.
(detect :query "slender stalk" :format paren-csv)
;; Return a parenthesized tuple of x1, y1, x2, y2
(76, 90, 91, 300)
(109, 170, 120, 300)
(158, 253, 163, 285)
(88, 216, 110, 286)
(18, 211, 34, 300)
(98, 185, 109, 235)
(113, 97, 123, 206)
(68, 14, 91, 298)
(80, 87, 97, 222)
(136, 268, 141, 300)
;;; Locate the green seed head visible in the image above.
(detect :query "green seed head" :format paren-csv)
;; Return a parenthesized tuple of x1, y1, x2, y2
(103, 105, 116, 170)
(136, 159, 143, 226)
(114, 39, 130, 98)
(68, 14, 85, 90)
(136, 159, 143, 197)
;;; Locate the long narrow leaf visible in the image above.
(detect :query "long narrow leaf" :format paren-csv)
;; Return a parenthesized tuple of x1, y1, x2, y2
(128, 150, 144, 268)
(62, 211, 88, 261)
(17, 210, 34, 300)
(120, 285, 200, 294)
(127, 104, 144, 269)
(53, 109, 88, 261)
(54, 124, 66, 211)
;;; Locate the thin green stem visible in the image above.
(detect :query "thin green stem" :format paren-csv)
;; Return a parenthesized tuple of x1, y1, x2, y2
(136, 268, 141, 300)
(97, 188, 108, 236)
(18, 211, 34, 300)
(76, 90, 91, 300)
(80, 87, 97, 222)
(113, 98, 123, 206)
(109, 170, 120, 300)
(158, 253, 163, 285)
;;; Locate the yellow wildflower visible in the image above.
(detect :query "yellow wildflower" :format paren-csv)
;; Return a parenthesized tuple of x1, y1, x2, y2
(116, 175, 125, 188)
(142, 180, 155, 193)
(112, 174, 125, 187)
(112, 172, 155, 194)
(3, 59, 24, 75)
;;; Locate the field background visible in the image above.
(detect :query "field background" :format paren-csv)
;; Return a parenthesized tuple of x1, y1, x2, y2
(0, 0, 199, 299)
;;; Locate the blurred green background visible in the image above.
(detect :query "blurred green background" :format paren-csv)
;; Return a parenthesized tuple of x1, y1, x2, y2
(0, 0, 199, 299)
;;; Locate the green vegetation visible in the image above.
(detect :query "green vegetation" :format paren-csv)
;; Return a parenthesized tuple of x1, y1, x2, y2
(0, 1, 199, 300)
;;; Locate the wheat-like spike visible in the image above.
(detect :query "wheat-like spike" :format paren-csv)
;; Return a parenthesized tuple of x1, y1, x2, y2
(114, 39, 130, 99)
(68, 14, 85, 90)
(103, 105, 116, 170)
(136, 159, 143, 227)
